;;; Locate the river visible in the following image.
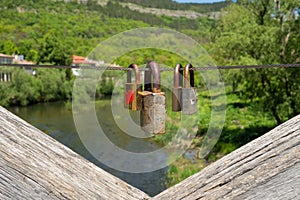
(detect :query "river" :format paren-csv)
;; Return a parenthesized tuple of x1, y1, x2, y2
(8, 100, 168, 196)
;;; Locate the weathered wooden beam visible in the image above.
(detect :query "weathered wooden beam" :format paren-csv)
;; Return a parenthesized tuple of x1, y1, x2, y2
(154, 114, 300, 199)
(1, 104, 300, 200)
(0, 106, 150, 200)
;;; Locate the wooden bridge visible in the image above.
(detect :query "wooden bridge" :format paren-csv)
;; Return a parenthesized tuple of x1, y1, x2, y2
(0, 106, 299, 199)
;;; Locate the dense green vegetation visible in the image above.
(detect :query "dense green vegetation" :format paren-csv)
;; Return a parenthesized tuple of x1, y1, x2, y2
(210, 1, 300, 124)
(165, 0, 300, 186)
(166, 88, 277, 186)
(0, 0, 214, 65)
(0, 67, 74, 106)
(0, 0, 149, 64)
(1, 0, 299, 191)
(0, 0, 213, 106)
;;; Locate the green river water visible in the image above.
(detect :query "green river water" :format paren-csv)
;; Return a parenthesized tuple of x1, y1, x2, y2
(8, 100, 168, 196)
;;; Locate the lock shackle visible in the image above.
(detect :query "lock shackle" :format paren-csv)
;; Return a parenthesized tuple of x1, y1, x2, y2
(184, 63, 195, 88)
(174, 63, 183, 88)
(144, 61, 161, 93)
(127, 63, 140, 84)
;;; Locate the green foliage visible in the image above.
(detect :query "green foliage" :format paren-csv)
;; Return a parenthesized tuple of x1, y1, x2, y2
(1, 0, 299, 188)
(1, 0, 213, 108)
(0, 68, 117, 106)
(0, 83, 12, 107)
(0, 41, 19, 55)
(167, 88, 278, 186)
(36, 69, 65, 101)
(10, 69, 42, 106)
(0, 67, 77, 107)
(114, 48, 187, 68)
(166, 157, 206, 187)
(210, 2, 300, 124)
(0, 0, 151, 63)
(99, 75, 114, 96)
(0, 0, 216, 67)
(37, 32, 72, 65)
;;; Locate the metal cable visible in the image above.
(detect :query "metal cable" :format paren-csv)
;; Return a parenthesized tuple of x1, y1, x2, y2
(1, 63, 300, 71)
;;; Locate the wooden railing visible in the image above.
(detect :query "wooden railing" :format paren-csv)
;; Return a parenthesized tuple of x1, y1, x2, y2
(0, 106, 299, 199)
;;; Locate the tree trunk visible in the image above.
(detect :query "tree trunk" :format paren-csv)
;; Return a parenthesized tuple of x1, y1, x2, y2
(271, 106, 282, 124)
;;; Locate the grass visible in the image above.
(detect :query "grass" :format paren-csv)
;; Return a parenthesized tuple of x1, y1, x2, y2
(167, 157, 206, 187)
(164, 87, 277, 187)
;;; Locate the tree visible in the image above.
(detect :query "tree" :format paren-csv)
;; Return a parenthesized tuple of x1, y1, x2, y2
(11, 69, 42, 106)
(274, 0, 300, 63)
(238, 0, 272, 25)
(36, 68, 65, 102)
(0, 40, 19, 55)
(37, 31, 71, 65)
(210, 2, 300, 124)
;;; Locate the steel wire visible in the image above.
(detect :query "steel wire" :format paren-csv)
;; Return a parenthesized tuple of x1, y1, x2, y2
(1, 63, 300, 71)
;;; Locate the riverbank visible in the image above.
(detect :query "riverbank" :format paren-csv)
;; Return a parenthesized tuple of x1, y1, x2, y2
(157, 88, 278, 187)
(6, 81, 279, 189)
(0, 67, 74, 107)
(0, 67, 119, 108)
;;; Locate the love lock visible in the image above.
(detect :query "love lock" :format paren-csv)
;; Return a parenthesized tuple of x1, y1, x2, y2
(124, 64, 142, 111)
(172, 63, 183, 112)
(182, 63, 198, 115)
(139, 61, 166, 134)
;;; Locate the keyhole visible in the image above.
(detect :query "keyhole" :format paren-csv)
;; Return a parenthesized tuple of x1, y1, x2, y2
(190, 99, 196, 105)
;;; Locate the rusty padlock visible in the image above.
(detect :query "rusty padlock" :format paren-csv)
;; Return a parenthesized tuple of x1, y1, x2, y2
(124, 64, 142, 111)
(172, 64, 183, 112)
(182, 63, 198, 115)
(139, 61, 166, 134)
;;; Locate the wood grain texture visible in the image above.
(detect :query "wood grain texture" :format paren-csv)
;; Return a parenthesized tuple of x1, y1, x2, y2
(154, 114, 300, 200)
(1, 104, 300, 200)
(0, 106, 150, 200)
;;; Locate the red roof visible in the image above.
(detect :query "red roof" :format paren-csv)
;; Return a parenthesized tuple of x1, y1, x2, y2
(72, 55, 86, 64)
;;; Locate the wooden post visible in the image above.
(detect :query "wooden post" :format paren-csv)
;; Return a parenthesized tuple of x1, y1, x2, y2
(0, 106, 150, 200)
